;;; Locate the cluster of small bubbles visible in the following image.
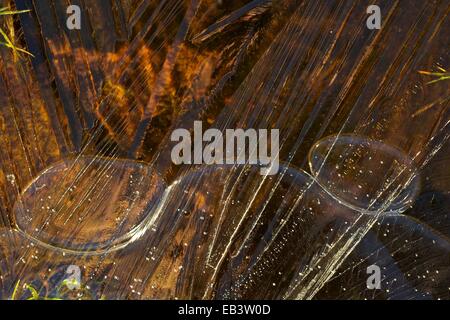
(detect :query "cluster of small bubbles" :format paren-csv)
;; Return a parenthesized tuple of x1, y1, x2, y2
(6, 174, 16, 185)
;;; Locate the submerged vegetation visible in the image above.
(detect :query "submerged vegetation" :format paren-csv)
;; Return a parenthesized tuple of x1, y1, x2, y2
(0, 0, 449, 300)
(10, 279, 101, 300)
(10, 280, 61, 300)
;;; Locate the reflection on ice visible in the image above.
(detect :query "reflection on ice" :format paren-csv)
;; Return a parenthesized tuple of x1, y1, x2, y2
(0, 0, 448, 301)
(1, 132, 448, 299)
(12, 156, 166, 254)
(316, 214, 450, 300)
(308, 134, 420, 214)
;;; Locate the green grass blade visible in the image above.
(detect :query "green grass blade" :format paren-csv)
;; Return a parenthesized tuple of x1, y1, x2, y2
(0, 27, 34, 57)
(10, 280, 21, 300)
(0, 7, 30, 16)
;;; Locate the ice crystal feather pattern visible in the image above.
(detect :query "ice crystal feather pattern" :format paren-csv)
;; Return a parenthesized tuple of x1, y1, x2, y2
(0, 0, 449, 300)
